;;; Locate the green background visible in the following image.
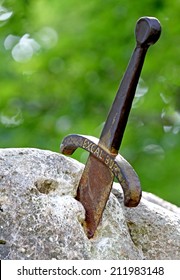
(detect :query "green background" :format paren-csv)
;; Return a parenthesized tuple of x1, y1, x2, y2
(0, 0, 180, 206)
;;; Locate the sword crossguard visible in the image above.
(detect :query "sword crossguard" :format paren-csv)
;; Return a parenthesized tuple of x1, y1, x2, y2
(60, 134, 141, 207)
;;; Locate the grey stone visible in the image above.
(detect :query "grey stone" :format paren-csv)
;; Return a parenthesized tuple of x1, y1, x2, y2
(0, 148, 179, 259)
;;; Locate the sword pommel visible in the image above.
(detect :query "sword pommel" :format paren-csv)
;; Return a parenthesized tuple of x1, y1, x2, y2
(135, 17, 161, 47)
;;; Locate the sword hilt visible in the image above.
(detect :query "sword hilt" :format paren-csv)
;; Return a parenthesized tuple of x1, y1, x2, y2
(99, 17, 161, 154)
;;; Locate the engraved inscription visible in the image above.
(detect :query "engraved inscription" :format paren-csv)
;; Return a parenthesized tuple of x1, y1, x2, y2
(61, 134, 140, 197)
(82, 138, 105, 161)
(61, 135, 125, 183)
(82, 138, 120, 175)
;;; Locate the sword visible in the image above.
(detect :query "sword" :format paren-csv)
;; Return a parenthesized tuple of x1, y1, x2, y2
(60, 17, 161, 238)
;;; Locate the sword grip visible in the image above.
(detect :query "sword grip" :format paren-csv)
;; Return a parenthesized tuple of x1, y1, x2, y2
(99, 17, 161, 154)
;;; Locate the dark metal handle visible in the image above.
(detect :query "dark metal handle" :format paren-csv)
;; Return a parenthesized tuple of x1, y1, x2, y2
(99, 17, 161, 154)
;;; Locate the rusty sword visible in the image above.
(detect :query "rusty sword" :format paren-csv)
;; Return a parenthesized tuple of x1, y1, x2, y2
(60, 17, 161, 238)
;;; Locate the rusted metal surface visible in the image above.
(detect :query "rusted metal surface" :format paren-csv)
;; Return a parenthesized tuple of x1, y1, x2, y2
(60, 17, 161, 238)
(61, 134, 141, 207)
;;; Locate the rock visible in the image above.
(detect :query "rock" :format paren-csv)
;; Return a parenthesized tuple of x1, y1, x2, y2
(0, 148, 179, 259)
(112, 185, 180, 259)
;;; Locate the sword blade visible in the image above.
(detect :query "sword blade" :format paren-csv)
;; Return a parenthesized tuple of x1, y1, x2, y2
(76, 156, 114, 238)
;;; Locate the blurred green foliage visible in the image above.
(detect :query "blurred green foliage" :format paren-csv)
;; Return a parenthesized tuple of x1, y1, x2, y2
(0, 0, 180, 206)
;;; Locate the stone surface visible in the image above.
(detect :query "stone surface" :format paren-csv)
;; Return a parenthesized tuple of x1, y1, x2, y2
(0, 148, 179, 259)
